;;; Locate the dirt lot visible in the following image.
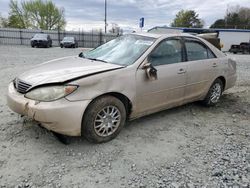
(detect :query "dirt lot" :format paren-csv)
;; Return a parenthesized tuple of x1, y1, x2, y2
(0, 45, 249, 188)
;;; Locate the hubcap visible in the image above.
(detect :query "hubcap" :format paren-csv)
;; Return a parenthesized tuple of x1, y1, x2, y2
(94, 106, 121, 137)
(210, 83, 222, 103)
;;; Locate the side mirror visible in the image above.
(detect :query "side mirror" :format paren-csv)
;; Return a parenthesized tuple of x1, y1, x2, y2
(78, 52, 84, 57)
(143, 62, 158, 81)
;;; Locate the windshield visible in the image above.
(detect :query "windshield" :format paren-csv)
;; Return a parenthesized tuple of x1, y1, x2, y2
(82, 35, 155, 66)
(33, 34, 47, 39)
(63, 37, 74, 42)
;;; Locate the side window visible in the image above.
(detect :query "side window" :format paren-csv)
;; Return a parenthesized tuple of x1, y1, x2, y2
(185, 41, 208, 61)
(149, 39, 182, 66)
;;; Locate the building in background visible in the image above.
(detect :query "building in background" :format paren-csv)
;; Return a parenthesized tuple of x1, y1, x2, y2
(148, 26, 250, 52)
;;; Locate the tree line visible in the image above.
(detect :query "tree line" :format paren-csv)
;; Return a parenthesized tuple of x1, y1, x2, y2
(0, 1, 250, 30)
(171, 5, 250, 29)
(0, 0, 65, 30)
(210, 6, 250, 29)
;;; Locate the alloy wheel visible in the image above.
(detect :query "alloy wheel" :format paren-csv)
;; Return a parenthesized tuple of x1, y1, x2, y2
(94, 105, 121, 137)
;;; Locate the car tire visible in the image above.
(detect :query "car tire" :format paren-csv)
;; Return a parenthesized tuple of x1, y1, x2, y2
(82, 96, 126, 143)
(202, 79, 223, 107)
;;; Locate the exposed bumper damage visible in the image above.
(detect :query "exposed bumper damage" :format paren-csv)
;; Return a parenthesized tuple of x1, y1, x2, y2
(7, 83, 90, 136)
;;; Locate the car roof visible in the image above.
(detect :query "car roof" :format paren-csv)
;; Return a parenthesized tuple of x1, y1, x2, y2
(131, 32, 225, 58)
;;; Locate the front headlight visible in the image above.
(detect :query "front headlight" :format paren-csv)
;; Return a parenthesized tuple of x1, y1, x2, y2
(25, 85, 78, 102)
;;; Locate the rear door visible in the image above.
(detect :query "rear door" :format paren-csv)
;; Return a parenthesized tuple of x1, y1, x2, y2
(182, 37, 218, 102)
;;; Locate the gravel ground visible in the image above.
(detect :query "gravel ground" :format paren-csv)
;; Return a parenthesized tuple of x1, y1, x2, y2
(0, 45, 249, 188)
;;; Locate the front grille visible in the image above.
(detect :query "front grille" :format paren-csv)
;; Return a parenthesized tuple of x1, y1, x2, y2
(34, 40, 44, 43)
(15, 79, 32, 94)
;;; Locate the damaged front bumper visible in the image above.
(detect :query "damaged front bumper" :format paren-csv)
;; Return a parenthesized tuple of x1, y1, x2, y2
(7, 83, 90, 136)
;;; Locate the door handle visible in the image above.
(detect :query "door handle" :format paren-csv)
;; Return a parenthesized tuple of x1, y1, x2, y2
(212, 63, 217, 67)
(178, 68, 186, 74)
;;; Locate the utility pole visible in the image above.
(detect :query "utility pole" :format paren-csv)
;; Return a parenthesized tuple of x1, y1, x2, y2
(225, 4, 229, 28)
(104, 0, 107, 33)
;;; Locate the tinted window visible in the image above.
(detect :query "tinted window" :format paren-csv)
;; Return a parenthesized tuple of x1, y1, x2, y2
(185, 41, 208, 61)
(149, 39, 182, 66)
(33, 34, 47, 39)
(63, 37, 74, 42)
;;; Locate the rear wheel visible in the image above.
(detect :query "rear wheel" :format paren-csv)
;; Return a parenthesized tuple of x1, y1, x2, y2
(82, 96, 126, 143)
(202, 79, 223, 106)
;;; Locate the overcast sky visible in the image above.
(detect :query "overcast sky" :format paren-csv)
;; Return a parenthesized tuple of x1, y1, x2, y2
(1, 0, 250, 31)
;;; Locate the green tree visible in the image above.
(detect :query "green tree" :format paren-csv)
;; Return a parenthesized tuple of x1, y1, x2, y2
(210, 6, 250, 29)
(8, 0, 31, 28)
(0, 14, 9, 28)
(210, 19, 226, 28)
(7, 0, 66, 30)
(171, 10, 204, 28)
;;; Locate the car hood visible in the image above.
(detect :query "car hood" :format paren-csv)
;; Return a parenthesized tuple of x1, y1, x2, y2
(18, 56, 124, 86)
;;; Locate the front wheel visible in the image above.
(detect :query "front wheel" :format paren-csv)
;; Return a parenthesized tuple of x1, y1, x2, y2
(82, 96, 126, 143)
(202, 79, 223, 106)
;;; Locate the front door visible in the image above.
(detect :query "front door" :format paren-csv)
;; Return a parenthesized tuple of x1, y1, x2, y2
(135, 38, 187, 117)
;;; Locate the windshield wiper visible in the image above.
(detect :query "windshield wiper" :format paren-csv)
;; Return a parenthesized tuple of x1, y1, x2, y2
(86, 58, 108, 63)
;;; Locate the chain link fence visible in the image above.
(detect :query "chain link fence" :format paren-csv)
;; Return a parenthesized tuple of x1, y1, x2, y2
(0, 28, 118, 48)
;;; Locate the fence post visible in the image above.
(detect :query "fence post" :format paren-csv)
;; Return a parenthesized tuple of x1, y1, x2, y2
(82, 30, 84, 48)
(20, 29, 23, 45)
(99, 31, 102, 46)
(58, 28, 60, 46)
(92, 30, 94, 48)
(78, 29, 80, 47)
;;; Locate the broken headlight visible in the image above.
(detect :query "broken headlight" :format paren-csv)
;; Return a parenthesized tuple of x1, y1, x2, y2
(25, 85, 78, 102)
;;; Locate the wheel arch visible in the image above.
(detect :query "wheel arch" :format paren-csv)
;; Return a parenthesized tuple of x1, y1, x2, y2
(216, 76, 226, 90)
(84, 92, 133, 119)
